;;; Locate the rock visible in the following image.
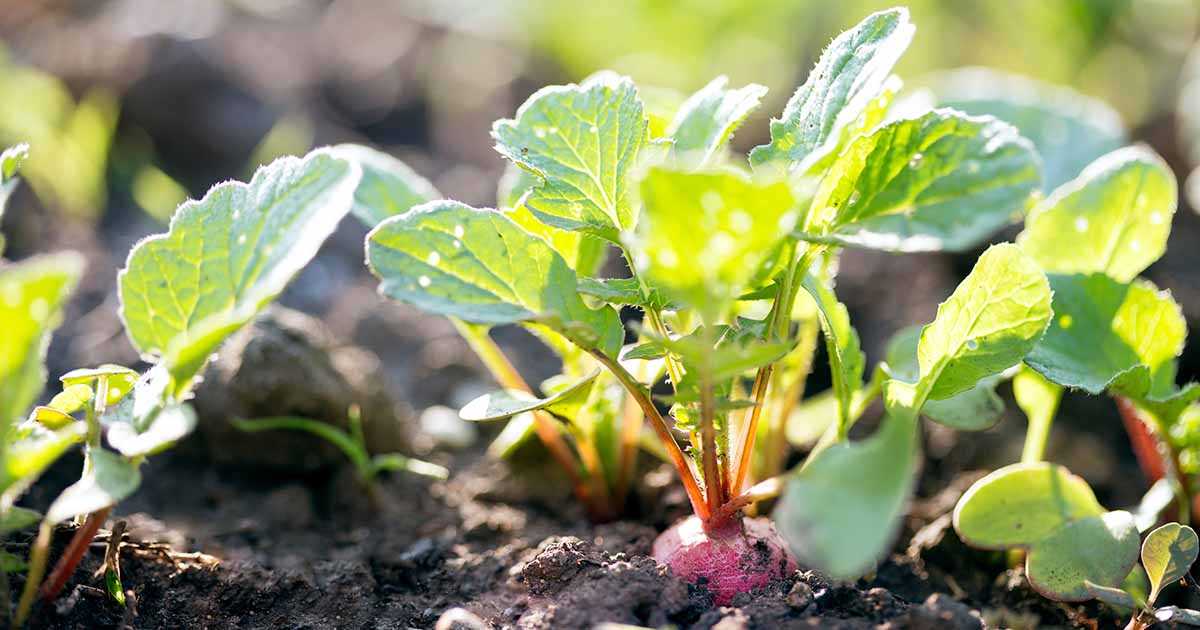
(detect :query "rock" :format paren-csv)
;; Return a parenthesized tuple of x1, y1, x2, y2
(420, 405, 477, 449)
(193, 307, 414, 473)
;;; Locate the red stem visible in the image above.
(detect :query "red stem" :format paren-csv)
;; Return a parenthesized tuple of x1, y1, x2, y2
(1116, 396, 1166, 483)
(40, 508, 111, 601)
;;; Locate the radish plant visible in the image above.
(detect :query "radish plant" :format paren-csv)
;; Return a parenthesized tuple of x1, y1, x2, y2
(1, 148, 433, 627)
(350, 7, 1059, 601)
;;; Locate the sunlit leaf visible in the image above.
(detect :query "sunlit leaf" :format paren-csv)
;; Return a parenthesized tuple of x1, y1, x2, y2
(460, 371, 599, 421)
(953, 462, 1104, 549)
(1141, 522, 1199, 604)
(800, 272, 864, 434)
(331, 143, 439, 228)
(885, 325, 1004, 431)
(1026, 511, 1140, 602)
(44, 448, 140, 525)
(668, 76, 767, 169)
(119, 150, 360, 393)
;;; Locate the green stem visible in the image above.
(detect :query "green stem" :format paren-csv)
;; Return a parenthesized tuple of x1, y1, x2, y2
(12, 522, 51, 629)
(1021, 409, 1055, 464)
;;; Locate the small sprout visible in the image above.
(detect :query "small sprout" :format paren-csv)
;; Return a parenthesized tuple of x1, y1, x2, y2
(1141, 522, 1199, 604)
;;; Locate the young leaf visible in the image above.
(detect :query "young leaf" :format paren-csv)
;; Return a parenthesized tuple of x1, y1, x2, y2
(750, 8, 914, 171)
(952, 462, 1104, 549)
(29, 406, 76, 430)
(885, 325, 1004, 431)
(1, 423, 85, 503)
(0, 143, 29, 235)
(60, 364, 138, 406)
(119, 150, 360, 392)
(1141, 522, 1199, 604)
(47, 384, 93, 415)
(367, 200, 624, 357)
(0, 253, 84, 432)
(667, 76, 768, 169)
(106, 403, 196, 458)
(492, 72, 649, 240)
(799, 272, 864, 434)
(329, 143, 439, 228)
(774, 409, 919, 579)
(1083, 581, 1137, 610)
(1025, 275, 1184, 395)
(927, 67, 1127, 191)
(917, 244, 1052, 400)
(632, 167, 797, 317)
(487, 411, 537, 459)
(44, 449, 141, 525)
(1017, 146, 1176, 283)
(460, 371, 600, 421)
(806, 110, 1041, 253)
(1025, 510, 1140, 602)
(0, 505, 39, 535)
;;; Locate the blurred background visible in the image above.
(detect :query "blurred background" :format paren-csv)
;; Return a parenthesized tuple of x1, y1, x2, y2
(4, 0, 1200, 502)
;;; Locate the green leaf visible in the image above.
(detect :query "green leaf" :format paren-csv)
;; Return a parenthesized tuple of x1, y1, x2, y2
(1083, 581, 1137, 610)
(47, 383, 93, 415)
(329, 143, 439, 228)
(459, 371, 599, 421)
(750, 8, 914, 171)
(885, 325, 1004, 431)
(44, 448, 141, 525)
(918, 244, 1052, 400)
(370, 453, 449, 480)
(1, 422, 85, 503)
(667, 76, 767, 169)
(633, 167, 797, 317)
(107, 403, 196, 458)
(1026, 511, 1140, 602)
(1141, 522, 1199, 604)
(927, 67, 1127, 192)
(0, 505, 39, 535)
(785, 383, 877, 447)
(119, 150, 360, 393)
(1025, 274, 1184, 395)
(0, 143, 29, 236)
(1017, 146, 1176, 283)
(29, 406, 76, 430)
(0, 253, 83, 434)
(775, 409, 919, 579)
(806, 110, 1041, 253)
(799, 272, 864, 434)
(492, 72, 649, 239)
(497, 161, 540, 210)
(0, 550, 25, 573)
(578, 277, 658, 307)
(60, 364, 138, 406)
(505, 201, 609, 277)
(952, 462, 1104, 549)
(488, 411, 537, 459)
(366, 200, 624, 357)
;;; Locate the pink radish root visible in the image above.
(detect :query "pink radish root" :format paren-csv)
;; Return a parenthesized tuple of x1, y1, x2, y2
(653, 515, 798, 605)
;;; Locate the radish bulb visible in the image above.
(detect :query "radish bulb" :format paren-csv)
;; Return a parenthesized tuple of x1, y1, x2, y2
(653, 515, 798, 605)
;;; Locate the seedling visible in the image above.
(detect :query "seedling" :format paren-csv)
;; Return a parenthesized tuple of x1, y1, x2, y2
(0, 147, 400, 627)
(343, 7, 1061, 601)
(233, 405, 449, 498)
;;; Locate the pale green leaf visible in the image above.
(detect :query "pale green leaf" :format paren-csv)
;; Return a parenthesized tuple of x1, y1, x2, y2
(785, 384, 877, 448)
(1083, 581, 1137, 610)
(885, 325, 1004, 431)
(460, 371, 599, 421)
(505, 202, 607, 277)
(928, 67, 1126, 191)
(330, 143, 439, 228)
(1, 422, 85, 504)
(805, 110, 1041, 253)
(750, 8, 914, 171)
(1026, 511, 1140, 602)
(29, 406, 75, 430)
(0, 253, 83, 435)
(1141, 522, 1199, 604)
(633, 167, 797, 317)
(44, 448, 141, 525)
(952, 462, 1104, 549)
(0, 505, 38, 535)
(107, 403, 196, 458)
(488, 411, 537, 459)
(492, 72, 649, 239)
(1026, 274, 1185, 395)
(60, 364, 138, 406)
(667, 76, 767, 169)
(0, 143, 28, 233)
(367, 200, 624, 357)
(119, 150, 360, 392)
(47, 383, 93, 415)
(775, 410, 918, 579)
(1018, 146, 1176, 282)
(918, 244, 1052, 400)
(800, 272, 864, 434)
(233, 416, 368, 474)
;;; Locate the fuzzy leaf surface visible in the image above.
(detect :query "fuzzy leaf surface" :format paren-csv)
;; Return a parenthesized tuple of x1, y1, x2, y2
(331, 143, 439, 228)
(668, 76, 767, 169)
(952, 462, 1104, 549)
(1025, 511, 1140, 602)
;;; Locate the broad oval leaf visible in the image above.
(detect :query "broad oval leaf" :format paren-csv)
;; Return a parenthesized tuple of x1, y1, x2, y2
(119, 149, 360, 392)
(1142, 522, 1200, 604)
(667, 76, 767, 169)
(775, 410, 919, 579)
(492, 72, 649, 239)
(1025, 510, 1140, 602)
(44, 449, 141, 525)
(460, 371, 600, 421)
(1084, 581, 1137, 610)
(926, 67, 1126, 191)
(1018, 146, 1176, 283)
(632, 167, 797, 317)
(918, 244, 1052, 400)
(29, 406, 75, 430)
(0, 253, 83, 433)
(800, 272, 864, 434)
(750, 8, 914, 171)
(807, 109, 1041, 253)
(1025, 274, 1184, 395)
(885, 325, 1004, 431)
(953, 462, 1104, 549)
(330, 143, 439, 228)
(367, 200, 623, 357)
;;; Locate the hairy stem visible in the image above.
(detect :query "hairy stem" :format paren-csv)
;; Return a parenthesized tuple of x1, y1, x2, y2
(589, 349, 710, 521)
(700, 366, 722, 516)
(12, 522, 52, 629)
